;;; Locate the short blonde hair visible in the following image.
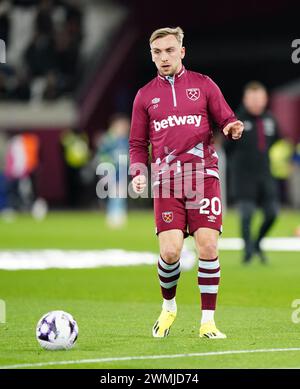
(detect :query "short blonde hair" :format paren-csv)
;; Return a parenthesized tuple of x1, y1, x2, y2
(149, 26, 184, 46)
(243, 81, 267, 93)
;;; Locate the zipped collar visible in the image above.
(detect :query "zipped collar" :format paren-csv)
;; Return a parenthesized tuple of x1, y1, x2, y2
(157, 66, 186, 83)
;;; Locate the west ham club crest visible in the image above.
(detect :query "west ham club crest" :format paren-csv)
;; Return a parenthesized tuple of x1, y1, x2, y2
(186, 88, 200, 101)
(162, 211, 173, 223)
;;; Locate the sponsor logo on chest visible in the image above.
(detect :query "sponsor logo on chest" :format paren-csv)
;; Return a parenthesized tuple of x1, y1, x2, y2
(153, 115, 202, 132)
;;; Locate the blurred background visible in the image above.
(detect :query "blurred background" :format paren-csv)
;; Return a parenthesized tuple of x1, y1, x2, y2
(0, 0, 299, 215)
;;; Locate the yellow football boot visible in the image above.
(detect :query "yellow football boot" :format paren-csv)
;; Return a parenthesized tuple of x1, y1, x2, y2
(199, 321, 227, 339)
(152, 309, 177, 338)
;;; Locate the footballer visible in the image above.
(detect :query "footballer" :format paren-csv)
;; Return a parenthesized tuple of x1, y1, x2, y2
(129, 27, 244, 338)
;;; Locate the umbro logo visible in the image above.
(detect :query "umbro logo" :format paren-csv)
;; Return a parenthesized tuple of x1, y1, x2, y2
(208, 215, 217, 223)
(152, 97, 160, 104)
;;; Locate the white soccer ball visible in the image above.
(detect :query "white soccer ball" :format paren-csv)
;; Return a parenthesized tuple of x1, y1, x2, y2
(36, 310, 78, 350)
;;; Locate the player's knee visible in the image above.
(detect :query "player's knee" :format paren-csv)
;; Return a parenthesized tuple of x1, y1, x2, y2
(199, 241, 218, 259)
(160, 246, 181, 264)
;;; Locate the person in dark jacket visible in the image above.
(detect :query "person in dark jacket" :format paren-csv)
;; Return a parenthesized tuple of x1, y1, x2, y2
(227, 81, 280, 264)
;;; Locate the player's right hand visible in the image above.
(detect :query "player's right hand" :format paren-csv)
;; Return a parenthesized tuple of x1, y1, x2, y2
(223, 120, 244, 140)
(132, 175, 147, 194)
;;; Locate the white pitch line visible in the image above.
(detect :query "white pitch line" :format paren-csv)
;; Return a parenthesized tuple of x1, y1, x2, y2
(1, 347, 300, 369)
(0, 237, 299, 271)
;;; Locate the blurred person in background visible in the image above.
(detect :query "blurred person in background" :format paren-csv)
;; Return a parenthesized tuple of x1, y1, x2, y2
(227, 81, 280, 264)
(61, 128, 90, 208)
(3, 132, 47, 220)
(52, 1, 82, 95)
(290, 142, 300, 212)
(0, 0, 83, 102)
(23, 0, 82, 102)
(269, 138, 294, 204)
(24, 18, 55, 80)
(97, 113, 130, 229)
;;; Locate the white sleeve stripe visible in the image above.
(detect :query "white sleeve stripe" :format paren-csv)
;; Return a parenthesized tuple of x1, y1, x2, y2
(205, 169, 220, 179)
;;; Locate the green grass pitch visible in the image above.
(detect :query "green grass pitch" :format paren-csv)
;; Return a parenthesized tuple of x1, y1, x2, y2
(0, 209, 299, 369)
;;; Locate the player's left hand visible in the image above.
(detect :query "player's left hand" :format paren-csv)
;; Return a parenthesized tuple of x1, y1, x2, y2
(223, 120, 244, 140)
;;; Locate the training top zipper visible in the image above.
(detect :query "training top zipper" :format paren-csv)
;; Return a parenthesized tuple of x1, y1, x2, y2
(166, 76, 177, 107)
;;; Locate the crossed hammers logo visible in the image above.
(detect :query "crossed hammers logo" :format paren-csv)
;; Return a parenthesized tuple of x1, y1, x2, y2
(186, 88, 200, 101)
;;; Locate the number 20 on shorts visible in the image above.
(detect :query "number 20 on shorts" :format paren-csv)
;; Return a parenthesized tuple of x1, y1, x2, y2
(199, 197, 221, 215)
